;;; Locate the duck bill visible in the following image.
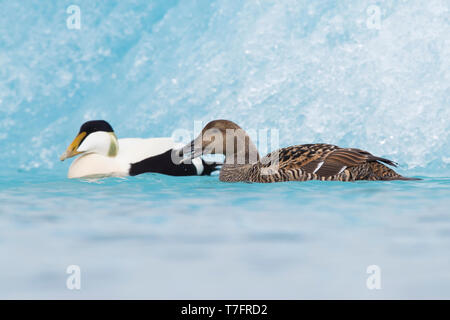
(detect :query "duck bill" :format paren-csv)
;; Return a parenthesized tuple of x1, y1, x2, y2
(60, 132, 86, 161)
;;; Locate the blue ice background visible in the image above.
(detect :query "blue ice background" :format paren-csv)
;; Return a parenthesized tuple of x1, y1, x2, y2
(0, 0, 450, 299)
(0, 0, 448, 175)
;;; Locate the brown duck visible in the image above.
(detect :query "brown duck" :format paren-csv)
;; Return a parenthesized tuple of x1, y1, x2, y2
(179, 120, 418, 183)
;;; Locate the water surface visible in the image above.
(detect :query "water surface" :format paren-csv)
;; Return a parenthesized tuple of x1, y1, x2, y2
(1, 169, 449, 299)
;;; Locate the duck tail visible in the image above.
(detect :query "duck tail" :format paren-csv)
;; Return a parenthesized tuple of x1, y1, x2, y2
(369, 161, 422, 181)
(373, 156, 398, 167)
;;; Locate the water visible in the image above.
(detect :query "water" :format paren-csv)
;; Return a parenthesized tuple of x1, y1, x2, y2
(1, 0, 449, 298)
(1, 168, 449, 299)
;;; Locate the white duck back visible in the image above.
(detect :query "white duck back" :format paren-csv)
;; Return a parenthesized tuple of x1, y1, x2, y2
(67, 137, 177, 179)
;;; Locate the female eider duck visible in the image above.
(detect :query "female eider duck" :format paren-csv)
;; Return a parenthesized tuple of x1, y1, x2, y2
(60, 120, 218, 179)
(179, 120, 418, 183)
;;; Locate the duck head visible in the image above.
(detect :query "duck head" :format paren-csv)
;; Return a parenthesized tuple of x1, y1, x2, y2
(60, 120, 119, 161)
(180, 119, 260, 165)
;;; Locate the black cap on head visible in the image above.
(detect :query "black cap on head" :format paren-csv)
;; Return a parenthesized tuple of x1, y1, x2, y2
(79, 120, 114, 135)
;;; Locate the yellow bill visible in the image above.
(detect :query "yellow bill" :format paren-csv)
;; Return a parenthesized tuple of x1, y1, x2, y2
(60, 131, 87, 161)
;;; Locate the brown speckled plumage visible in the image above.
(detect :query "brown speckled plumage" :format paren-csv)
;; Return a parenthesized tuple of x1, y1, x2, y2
(182, 120, 418, 183)
(219, 144, 409, 182)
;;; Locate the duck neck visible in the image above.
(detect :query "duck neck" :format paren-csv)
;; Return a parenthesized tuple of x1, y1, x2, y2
(219, 133, 260, 182)
(224, 134, 260, 166)
(108, 132, 119, 157)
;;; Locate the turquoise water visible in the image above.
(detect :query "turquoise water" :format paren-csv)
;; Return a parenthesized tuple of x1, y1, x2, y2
(1, 168, 450, 299)
(1, 0, 449, 298)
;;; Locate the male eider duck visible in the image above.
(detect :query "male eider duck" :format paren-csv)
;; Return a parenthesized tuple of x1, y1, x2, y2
(60, 120, 219, 179)
(179, 120, 418, 183)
